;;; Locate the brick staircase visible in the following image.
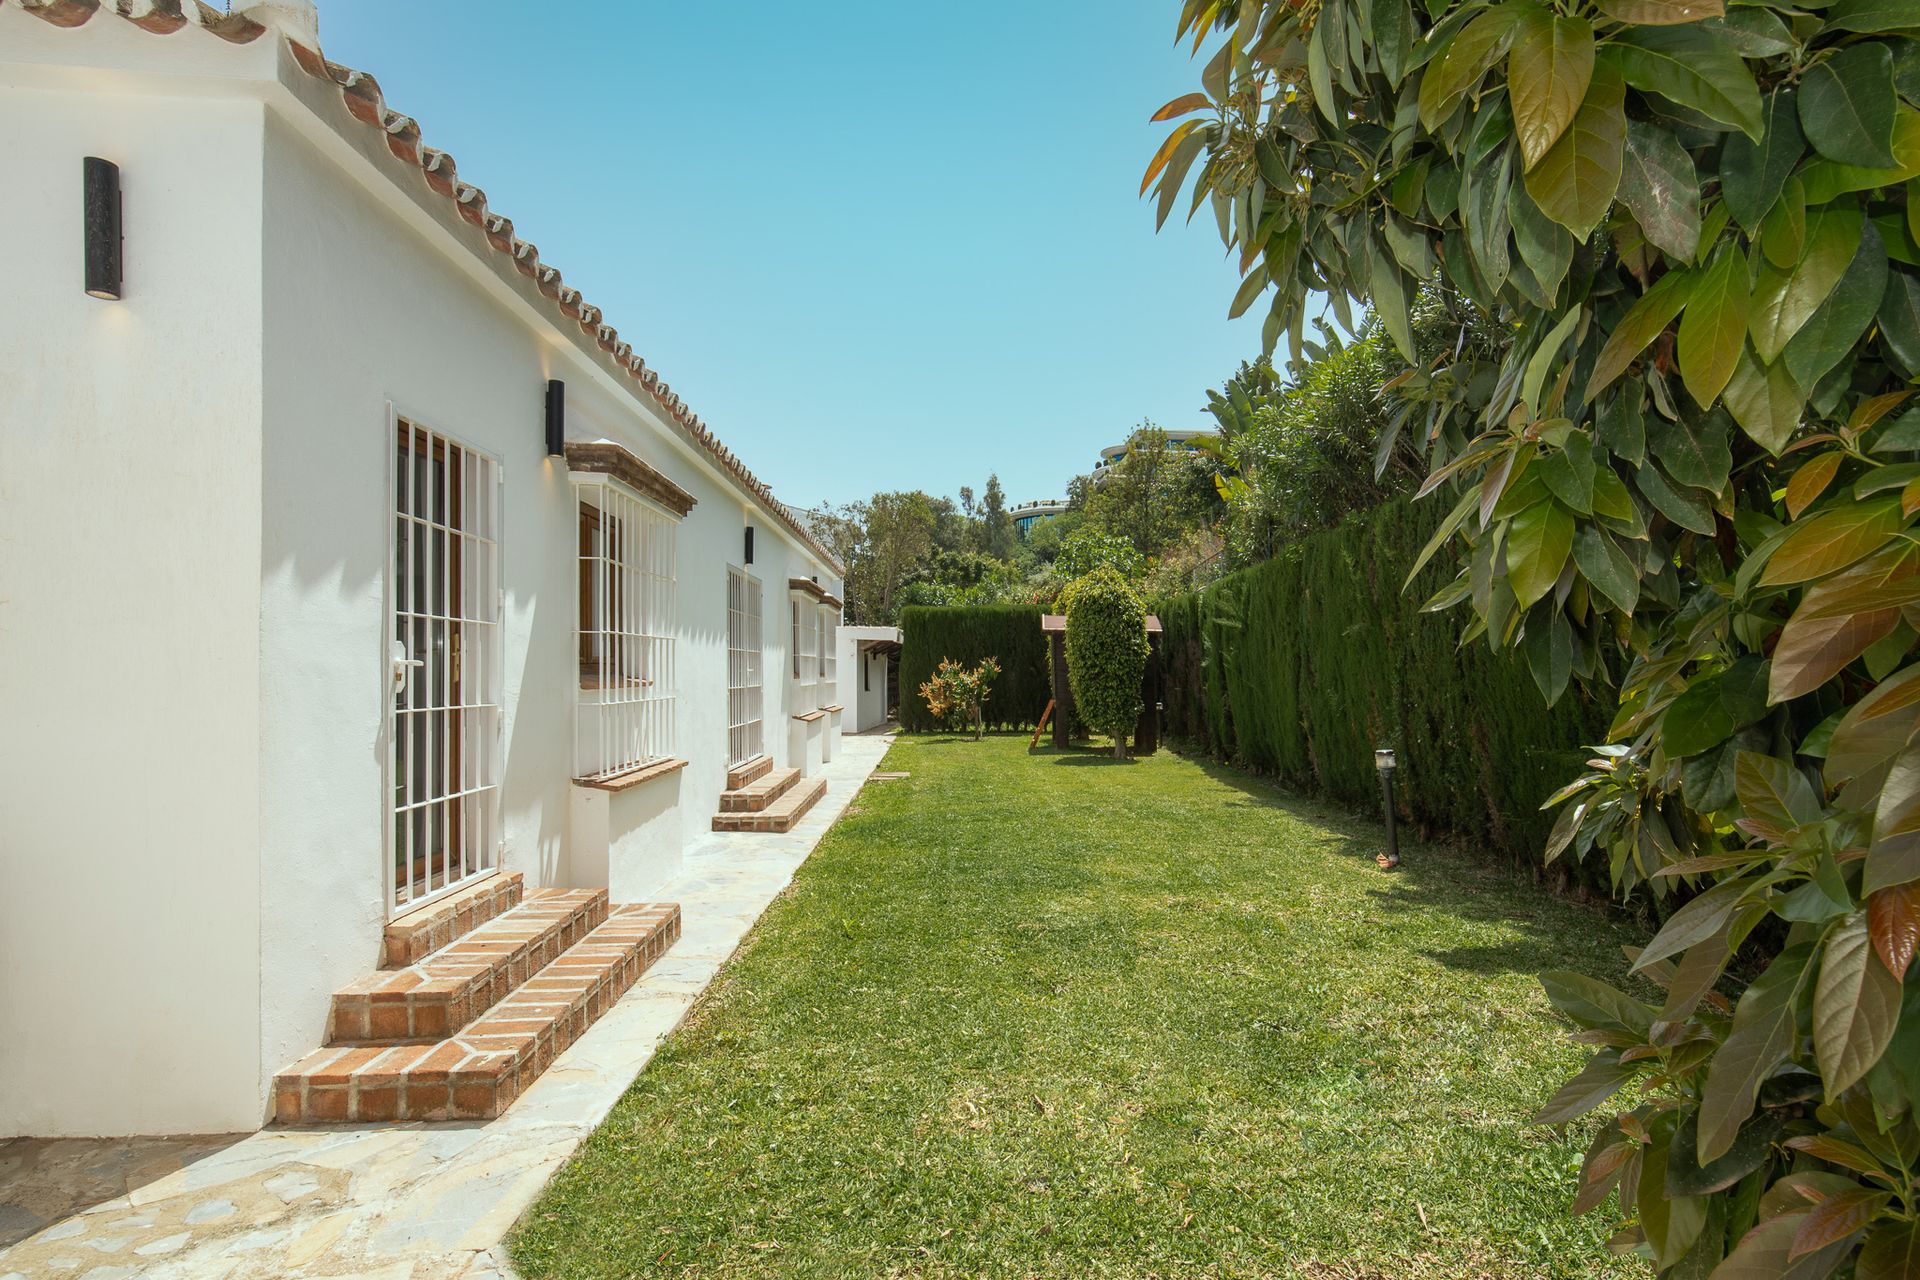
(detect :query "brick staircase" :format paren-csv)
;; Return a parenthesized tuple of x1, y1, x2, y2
(274, 871, 679, 1124)
(713, 754, 827, 833)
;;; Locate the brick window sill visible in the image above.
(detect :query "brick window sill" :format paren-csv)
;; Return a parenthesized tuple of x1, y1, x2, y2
(572, 757, 688, 792)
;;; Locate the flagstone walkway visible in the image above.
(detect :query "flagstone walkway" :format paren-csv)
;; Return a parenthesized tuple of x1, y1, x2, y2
(0, 731, 896, 1280)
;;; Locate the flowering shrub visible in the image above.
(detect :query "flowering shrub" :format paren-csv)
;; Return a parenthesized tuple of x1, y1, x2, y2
(918, 655, 1002, 740)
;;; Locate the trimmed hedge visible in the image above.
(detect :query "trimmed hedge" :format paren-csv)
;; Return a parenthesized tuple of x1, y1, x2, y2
(898, 605, 1050, 732)
(1064, 568, 1149, 744)
(1158, 498, 1608, 878)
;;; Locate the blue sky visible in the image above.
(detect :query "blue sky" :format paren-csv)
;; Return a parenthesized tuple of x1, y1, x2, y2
(314, 1, 1264, 510)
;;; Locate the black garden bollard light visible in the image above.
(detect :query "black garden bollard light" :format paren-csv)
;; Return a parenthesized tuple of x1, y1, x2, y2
(1373, 747, 1401, 869)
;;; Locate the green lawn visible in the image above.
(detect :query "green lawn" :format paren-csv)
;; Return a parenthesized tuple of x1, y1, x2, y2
(512, 736, 1648, 1279)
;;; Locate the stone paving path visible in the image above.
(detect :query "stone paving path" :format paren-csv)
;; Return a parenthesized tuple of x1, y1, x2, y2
(0, 732, 896, 1280)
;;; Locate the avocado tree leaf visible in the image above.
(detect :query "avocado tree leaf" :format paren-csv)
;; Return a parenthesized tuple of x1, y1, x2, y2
(1784, 221, 1890, 390)
(1507, 498, 1576, 607)
(1750, 206, 1862, 362)
(1880, 268, 1920, 375)
(1589, 265, 1697, 395)
(1510, 11, 1596, 170)
(1573, 524, 1640, 613)
(1370, 0, 1414, 83)
(1761, 497, 1908, 586)
(1824, 0, 1920, 31)
(1649, 412, 1733, 491)
(1611, 25, 1764, 140)
(1679, 245, 1751, 407)
(1698, 944, 1811, 1164)
(1800, 43, 1899, 169)
(1619, 120, 1701, 260)
(1724, 348, 1807, 455)
(1419, 3, 1530, 129)
(1722, 88, 1805, 232)
(1596, 0, 1723, 23)
(1813, 911, 1903, 1094)
(1524, 58, 1627, 240)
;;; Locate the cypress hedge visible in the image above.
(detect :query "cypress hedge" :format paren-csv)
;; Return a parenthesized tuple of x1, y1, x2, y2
(1158, 498, 1608, 881)
(898, 605, 1050, 732)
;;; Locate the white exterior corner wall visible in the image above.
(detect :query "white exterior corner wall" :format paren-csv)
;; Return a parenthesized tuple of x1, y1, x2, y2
(0, 46, 269, 1134)
(0, 10, 844, 1136)
(838, 627, 900, 733)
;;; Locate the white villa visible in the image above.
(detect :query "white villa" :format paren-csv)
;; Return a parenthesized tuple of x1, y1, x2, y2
(0, 0, 853, 1136)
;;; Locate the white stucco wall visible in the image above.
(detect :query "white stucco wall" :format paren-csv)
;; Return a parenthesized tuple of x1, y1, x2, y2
(0, 80, 267, 1135)
(1, 9, 844, 1135)
(250, 89, 842, 1117)
(838, 627, 899, 733)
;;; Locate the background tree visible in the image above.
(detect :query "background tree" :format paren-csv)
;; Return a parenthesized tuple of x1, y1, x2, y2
(850, 491, 936, 624)
(1151, 1, 1920, 1274)
(982, 473, 1017, 559)
(1065, 567, 1151, 759)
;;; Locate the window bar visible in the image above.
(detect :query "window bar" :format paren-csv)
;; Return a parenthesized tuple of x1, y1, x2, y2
(403, 423, 417, 909)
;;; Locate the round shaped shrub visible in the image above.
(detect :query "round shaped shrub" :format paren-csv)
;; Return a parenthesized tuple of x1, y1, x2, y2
(1064, 567, 1148, 757)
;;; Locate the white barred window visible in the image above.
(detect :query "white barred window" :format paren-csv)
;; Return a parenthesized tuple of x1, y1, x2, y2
(818, 603, 836, 706)
(574, 478, 677, 780)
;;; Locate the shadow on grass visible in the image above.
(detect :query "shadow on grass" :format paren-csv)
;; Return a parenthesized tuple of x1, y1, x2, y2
(1166, 747, 1635, 984)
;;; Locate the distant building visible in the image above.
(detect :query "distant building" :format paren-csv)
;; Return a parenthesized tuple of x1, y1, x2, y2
(1011, 499, 1069, 536)
(1091, 428, 1210, 484)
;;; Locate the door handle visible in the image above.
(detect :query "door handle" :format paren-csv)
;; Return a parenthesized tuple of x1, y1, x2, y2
(391, 639, 425, 692)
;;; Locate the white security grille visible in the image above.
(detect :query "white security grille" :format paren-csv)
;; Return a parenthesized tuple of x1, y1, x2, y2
(818, 603, 837, 708)
(791, 595, 818, 706)
(574, 478, 677, 780)
(727, 567, 764, 766)
(390, 419, 502, 915)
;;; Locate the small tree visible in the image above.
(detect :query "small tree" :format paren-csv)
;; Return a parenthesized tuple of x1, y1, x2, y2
(1065, 568, 1149, 759)
(918, 655, 1001, 740)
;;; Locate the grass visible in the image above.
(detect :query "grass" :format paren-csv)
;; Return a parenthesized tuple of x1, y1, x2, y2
(511, 735, 1649, 1279)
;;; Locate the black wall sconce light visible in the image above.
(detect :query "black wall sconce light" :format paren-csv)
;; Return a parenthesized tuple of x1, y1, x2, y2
(83, 157, 122, 300)
(545, 379, 565, 457)
(743, 526, 755, 566)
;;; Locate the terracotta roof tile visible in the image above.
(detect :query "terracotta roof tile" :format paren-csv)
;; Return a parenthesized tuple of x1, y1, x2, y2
(10, 0, 843, 573)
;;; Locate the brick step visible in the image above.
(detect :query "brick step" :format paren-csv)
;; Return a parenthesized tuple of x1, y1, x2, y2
(712, 774, 826, 833)
(275, 903, 681, 1124)
(726, 754, 772, 790)
(383, 871, 524, 967)
(719, 767, 799, 813)
(327, 889, 606, 1044)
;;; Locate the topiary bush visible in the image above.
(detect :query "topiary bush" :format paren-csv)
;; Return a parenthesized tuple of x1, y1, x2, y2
(1065, 567, 1151, 758)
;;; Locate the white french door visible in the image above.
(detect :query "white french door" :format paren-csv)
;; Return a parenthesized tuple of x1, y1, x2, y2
(388, 417, 503, 916)
(726, 567, 764, 765)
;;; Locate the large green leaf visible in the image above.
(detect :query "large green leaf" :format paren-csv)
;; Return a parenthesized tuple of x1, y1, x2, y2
(1723, 349, 1806, 455)
(1637, 463, 1718, 534)
(1678, 245, 1750, 407)
(1880, 267, 1920, 375)
(1540, 969, 1656, 1034)
(1761, 497, 1908, 586)
(1665, 660, 1770, 758)
(1815, 912, 1902, 1095)
(1588, 266, 1698, 395)
(1649, 412, 1733, 491)
(1799, 43, 1899, 170)
(1533, 1049, 1637, 1122)
(1824, 0, 1920, 31)
(1370, 244, 1417, 363)
(1572, 524, 1640, 613)
(1596, 0, 1724, 22)
(1509, 180, 1573, 303)
(1619, 120, 1701, 260)
(1610, 25, 1764, 140)
(1369, 0, 1414, 83)
(1698, 944, 1812, 1163)
(1418, 2, 1531, 129)
(1509, 11, 1596, 170)
(1750, 205, 1862, 363)
(1523, 58, 1627, 240)
(1858, 1221, 1920, 1280)
(1866, 744, 1920, 893)
(1784, 221, 1890, 390)
(1506, 499, 1576, 607)
(1721, 88, 1805, 233)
